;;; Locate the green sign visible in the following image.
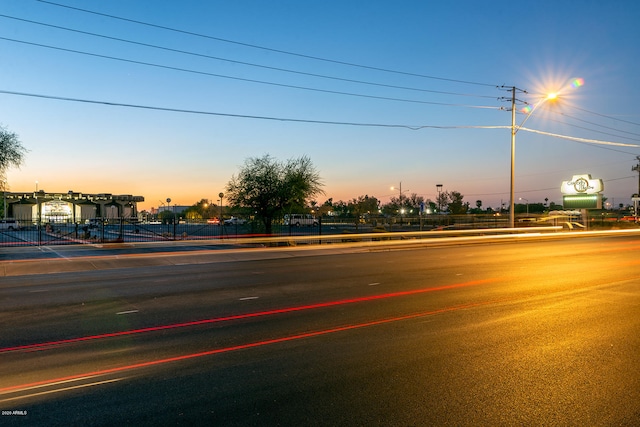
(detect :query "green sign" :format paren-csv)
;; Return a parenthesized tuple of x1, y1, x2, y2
(563, 194, 602, 209)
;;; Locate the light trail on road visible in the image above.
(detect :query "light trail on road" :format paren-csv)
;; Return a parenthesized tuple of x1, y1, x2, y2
(0, 278, 495, 353)
(0, 297, 504, 399)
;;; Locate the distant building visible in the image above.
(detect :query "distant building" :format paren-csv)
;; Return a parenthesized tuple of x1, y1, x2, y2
(2, 190, 144, 223)
(156, 205, 192, 214)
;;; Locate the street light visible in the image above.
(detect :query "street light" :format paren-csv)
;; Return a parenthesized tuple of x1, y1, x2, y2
(390, 182, 408, 200)
(219, 192, 224, 222)
(519, 197, 529, 215)
(436, 184, 443, 213)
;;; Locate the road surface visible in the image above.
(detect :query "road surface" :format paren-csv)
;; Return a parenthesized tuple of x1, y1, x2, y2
(1, 233, 639, 425)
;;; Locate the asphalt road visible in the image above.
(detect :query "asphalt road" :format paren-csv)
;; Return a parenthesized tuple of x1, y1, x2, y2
(1, 234, 639, 426)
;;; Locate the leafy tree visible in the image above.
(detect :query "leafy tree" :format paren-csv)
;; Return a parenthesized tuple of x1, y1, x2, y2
(0, 125, 26, 175)
(348, 195, 378, 216)
(436, 191, 450, 213)
(0, 125, 27, 217)
(316, 198, 334, 217)
(183, 199, 216, 220)
(406, 193, 424, 213)
(469, 199, 484, 214)
(447, 191, 468, 214)
(226, 154, 324, 234)
(159, 209, 175, 224)
(387, 192, 424, 214)
(347, 195, 379, 228)
(332, 200, 349, 217)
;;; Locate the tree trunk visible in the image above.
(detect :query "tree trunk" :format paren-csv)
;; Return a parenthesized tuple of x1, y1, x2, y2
(264, 217, 273, 235)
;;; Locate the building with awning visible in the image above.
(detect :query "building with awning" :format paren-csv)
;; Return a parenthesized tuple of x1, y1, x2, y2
(2, 190, 144, 223)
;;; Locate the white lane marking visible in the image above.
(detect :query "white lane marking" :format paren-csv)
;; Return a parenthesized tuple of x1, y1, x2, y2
(368, 282, 380, 286)
(239, 296, 259, 301)
(0, 378, 125, 403)
(38, 246, 70, 260)
(0, 374, 104, 395)
(116, 310, 139, 315)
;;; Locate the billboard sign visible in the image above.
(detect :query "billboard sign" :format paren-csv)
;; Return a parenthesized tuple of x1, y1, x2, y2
(560, 174, 604, 195)
(561, 174, 604, 209)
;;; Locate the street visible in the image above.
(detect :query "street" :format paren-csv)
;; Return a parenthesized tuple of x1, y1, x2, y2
(1, 233, 639, 425)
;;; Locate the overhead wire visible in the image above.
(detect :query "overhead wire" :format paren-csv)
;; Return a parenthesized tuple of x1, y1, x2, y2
(530, 105, 640, 141)
(532, 114, 640, 143)
(0, 36, 502, 110)
(554, 112, 640, 139)
(3, 2, 636, 153)
(24, 2, 637, 137)
(0, 89, 507, 130)
(518, 127, 640, 148)
(0, 14, 498, 100)
(36, 0, 497, 88)
(569, 105, 640, 128)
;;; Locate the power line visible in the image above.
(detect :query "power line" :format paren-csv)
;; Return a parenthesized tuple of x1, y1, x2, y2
(539, 114, 640, 143)
(36, 0, 497, 88)
(2, 88, 635, 151)
(0, 89, 508, 130)
(554, 112, 640, 139)
(0, 14, 498, 100)
(569, 105, 640, 128)
(0, 36, 502, 110)
(519, 127, 640, 148)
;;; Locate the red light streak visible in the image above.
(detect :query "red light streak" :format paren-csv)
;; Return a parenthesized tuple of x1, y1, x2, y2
(0, 279, 494, 354)
(0, 298, 501, 395)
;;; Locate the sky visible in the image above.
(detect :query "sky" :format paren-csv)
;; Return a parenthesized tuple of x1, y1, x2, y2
(1, 0, 640, 211)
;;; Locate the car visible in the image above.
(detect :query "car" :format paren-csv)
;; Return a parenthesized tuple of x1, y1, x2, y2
(224, 217, 247, 225)
(0, 219, 21, 230)
(207, 218, 221, 225)
(518, 217, 537, 222)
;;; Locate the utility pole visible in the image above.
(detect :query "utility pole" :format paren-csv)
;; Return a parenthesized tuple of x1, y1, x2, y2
(509, 86, 516, 228)
(501, 85, 531, 228)
(632, 156, 640, 221)
(633, 156, 640, 195)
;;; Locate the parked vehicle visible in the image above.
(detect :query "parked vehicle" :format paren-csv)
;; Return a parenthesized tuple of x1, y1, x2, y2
(284, 214, 318, 227)
(0, 219, 21, 230)
(224, 217, 247, 225)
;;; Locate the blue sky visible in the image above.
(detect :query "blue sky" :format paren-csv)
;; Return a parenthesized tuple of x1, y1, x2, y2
(2, 0, 640, 211)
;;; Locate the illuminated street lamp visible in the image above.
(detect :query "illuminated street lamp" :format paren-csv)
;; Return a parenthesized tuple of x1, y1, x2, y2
(390, 182, 408, 201)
